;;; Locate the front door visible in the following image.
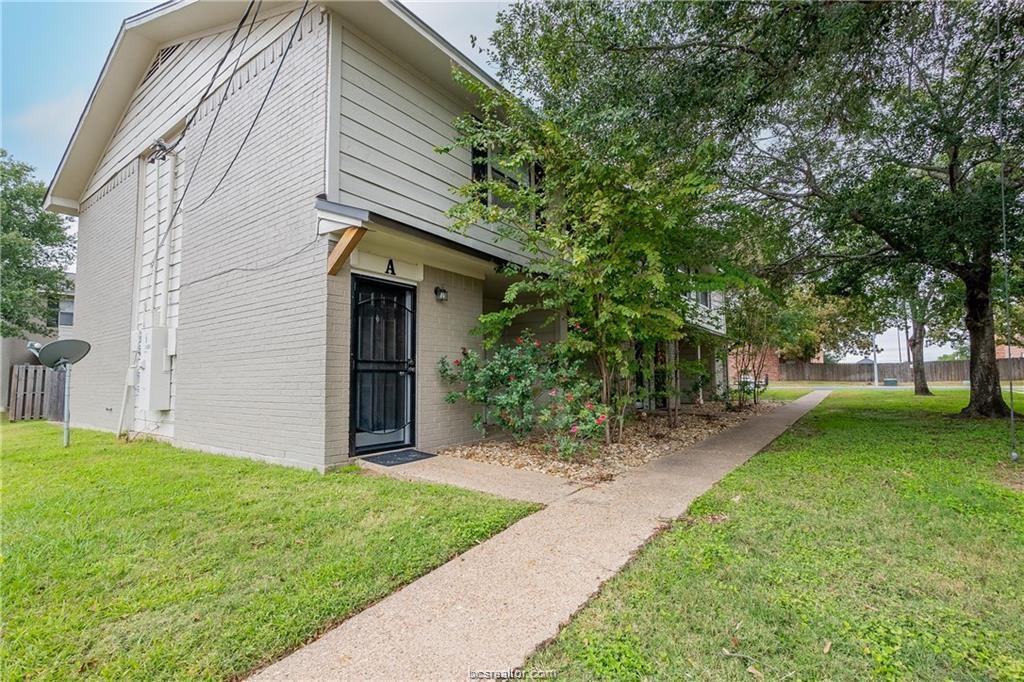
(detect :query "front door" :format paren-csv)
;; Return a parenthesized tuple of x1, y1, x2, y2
(351, 276, 416, 454)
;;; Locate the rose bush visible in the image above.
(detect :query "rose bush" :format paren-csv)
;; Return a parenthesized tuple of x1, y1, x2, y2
(438, 332, 549, 442)
(538, 375, 609, 460)
(439, 334, 609, 458)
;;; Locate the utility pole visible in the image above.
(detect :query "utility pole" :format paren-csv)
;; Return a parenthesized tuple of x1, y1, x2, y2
(872, 343, 880, 387)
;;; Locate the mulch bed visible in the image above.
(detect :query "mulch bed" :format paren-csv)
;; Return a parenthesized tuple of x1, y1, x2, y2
(440, 401, 781, 483)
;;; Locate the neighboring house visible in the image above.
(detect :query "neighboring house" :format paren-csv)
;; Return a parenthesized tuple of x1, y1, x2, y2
(57, 274, 77, 340)
(996, 344, 1017, 360)
(45, 0, 725, 471)
(1, 276, 76, 412)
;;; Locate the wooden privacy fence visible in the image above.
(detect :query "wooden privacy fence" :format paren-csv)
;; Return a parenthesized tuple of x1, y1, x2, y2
(779, 357, 1024, 383)
(6, 364, 65, 421)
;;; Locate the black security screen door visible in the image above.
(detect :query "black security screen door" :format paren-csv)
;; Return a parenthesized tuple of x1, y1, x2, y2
(351, 276, 416, 454)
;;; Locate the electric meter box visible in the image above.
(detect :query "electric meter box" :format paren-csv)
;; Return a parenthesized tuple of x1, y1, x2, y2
(139, 326, 171, 411)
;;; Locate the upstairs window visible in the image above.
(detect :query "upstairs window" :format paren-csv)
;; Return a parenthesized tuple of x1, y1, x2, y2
(57, 299, 74, 327)
(469, 146, 537, 214)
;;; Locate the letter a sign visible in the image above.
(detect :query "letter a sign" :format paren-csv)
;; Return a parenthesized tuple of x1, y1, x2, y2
(385, 258, 396, 275)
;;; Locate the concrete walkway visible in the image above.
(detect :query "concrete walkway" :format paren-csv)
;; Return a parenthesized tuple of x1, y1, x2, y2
(252, 391, 830, 681)
(359, 453, 581, 505)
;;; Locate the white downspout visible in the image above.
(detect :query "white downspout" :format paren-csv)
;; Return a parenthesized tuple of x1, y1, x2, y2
(148, 156, 164, 321)
(159, 152, 175, 329)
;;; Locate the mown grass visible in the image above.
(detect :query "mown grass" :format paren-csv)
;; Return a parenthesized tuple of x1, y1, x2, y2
(1, 420, 537, 680)
(759, 387, 812, 401)
(530, 390, 1024, 680)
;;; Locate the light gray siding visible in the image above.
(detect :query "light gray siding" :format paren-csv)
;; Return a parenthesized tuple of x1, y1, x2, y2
(171, 10, 330, 470)
(333, 20, 527, 265)
(69, 163, 139, 430)
(85, 7, 306, 199)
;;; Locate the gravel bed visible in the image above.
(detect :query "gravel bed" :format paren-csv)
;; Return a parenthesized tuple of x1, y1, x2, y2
(440, 401, 781, 483)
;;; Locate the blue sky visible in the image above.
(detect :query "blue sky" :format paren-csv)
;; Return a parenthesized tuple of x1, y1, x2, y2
(1, 1, 505, 182)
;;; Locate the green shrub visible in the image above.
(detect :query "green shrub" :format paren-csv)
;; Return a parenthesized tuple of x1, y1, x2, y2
(439, 333, 609, 458)
(439, 332, 549, 442)
(538, 374, 608, 459)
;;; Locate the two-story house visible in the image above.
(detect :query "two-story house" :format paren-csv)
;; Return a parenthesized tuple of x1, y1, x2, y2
(46, 0, 725, 471)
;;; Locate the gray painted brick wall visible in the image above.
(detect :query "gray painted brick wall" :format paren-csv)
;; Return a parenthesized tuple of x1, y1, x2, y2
(70, 163, 139, 430)
(416, 265, 483, 451)
(169, 13, 330, 470)
(324, 261, 350, 469)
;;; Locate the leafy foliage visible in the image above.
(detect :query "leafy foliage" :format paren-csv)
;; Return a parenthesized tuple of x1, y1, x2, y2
(719, 2, 1024, 415)
(478, 0, 1024, 416)
(538, 378, 608, 460)
(0, 150, 73, 338)
(438, 334, 548, 442)
(438, 333, 609, 458)
(439, 71, 736, 440)
(724, 286, 822, 405)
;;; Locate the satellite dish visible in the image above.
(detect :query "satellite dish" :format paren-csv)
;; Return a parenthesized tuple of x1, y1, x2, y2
(27, 339, 91, 448)
(37, 339, 91, 369)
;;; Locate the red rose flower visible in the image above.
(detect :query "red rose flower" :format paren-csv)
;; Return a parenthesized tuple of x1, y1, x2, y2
(453, 359, 461, 367)
(596, 414, 607, 425)
(515, 336, 524, 345)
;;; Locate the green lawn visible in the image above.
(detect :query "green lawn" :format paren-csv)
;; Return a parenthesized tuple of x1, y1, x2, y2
(530, 391, 1024, 680)
(1, 420, 536, 680)
(759, 387, 812, 401)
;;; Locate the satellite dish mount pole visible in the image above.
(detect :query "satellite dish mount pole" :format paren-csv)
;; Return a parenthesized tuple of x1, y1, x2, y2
(27, 339, 91, 448)
(60, 360, 72, 447)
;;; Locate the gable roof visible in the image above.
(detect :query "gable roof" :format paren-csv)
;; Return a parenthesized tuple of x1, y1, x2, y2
(45, 0, 500, 215)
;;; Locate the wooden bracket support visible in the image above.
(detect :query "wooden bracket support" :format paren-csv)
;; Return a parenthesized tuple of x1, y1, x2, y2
(327, 226, 367, 275)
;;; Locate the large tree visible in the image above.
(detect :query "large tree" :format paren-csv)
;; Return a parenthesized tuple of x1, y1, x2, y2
(439, 73, 733, 441)
(726, 0, 1023, 415)
(1, 150, 74, 338)
(483, 0, 1023, 417)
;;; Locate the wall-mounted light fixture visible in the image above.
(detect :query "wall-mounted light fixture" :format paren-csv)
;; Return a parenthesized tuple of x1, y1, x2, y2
(434, 286, 448, 302)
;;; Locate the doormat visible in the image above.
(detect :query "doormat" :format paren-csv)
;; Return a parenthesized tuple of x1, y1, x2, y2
(363, 449, 436, 466)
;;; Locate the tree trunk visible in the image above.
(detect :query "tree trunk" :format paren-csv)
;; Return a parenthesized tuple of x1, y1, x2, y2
(597, 354, 612, 443)
(960, 270, 1011, 418)
(907, 317, 932, 396)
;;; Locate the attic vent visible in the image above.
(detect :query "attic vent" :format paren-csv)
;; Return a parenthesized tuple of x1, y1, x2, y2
(140, 43, 181, 86)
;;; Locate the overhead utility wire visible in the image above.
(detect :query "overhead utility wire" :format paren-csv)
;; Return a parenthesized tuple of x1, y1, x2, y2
(184, 0, 312, 215)
(167, 0, 257, 154)
(128, 0, 260, 441)
(144, 0, 261, 310)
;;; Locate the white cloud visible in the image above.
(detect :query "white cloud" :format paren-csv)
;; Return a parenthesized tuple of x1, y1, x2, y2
(9, 90, 87, 141)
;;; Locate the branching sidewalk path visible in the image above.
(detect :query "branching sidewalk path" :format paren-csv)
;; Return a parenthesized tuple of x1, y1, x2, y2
(251, 391, 830, 681)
